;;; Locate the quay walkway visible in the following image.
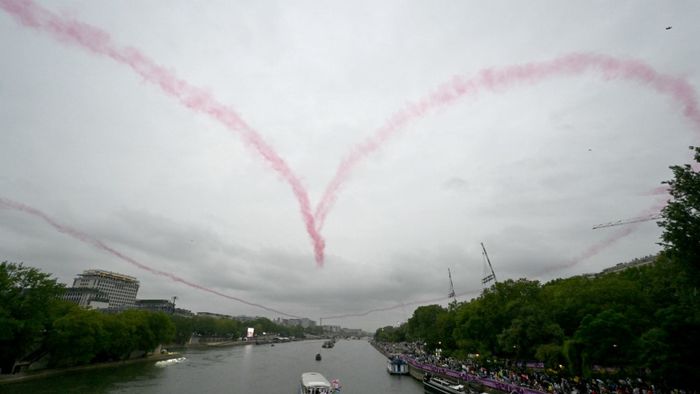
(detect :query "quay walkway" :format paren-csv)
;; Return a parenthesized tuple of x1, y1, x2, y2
(404, 356, 548, 394)
(372, 341, 547, 394)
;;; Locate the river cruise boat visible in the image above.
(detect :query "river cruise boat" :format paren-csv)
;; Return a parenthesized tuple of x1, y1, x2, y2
(299, 372, 337, 394)
(387, 357, 409, 375)
(423, 373, 468, 394)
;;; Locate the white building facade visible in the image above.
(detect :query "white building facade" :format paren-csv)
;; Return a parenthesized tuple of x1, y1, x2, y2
(72, 269, 139, 309)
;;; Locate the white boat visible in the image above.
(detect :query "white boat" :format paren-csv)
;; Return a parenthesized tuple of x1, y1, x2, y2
(423, 373, 468, 394)
(300, 372, 341, 394)
(387, 357, 409, 375)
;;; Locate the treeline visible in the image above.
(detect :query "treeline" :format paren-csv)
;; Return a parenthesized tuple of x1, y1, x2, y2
(169, 314, 308, 344)
(376, 147, 700, 390)
(0, 262, 175, 373)
(43, 306, 173, 367)
(0, 261, 312, 374)
(376, 255, 698, 389)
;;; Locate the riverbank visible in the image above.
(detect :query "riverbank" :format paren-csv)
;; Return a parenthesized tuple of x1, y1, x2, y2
(185, 337, 304, 348)
(370, 341, 547, 394)
(185, 339, 251, 348)
(0, 352, 182, 385)
(1, 337, 423, 394)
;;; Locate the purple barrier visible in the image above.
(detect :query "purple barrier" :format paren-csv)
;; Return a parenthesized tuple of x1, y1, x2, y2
(404, 357, 547, 394)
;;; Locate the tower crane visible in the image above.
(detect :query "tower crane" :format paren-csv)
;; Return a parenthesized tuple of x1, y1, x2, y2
(481, 242, 497, 285)
(447, 268, 457, 304)
(592, 214, 661, 230)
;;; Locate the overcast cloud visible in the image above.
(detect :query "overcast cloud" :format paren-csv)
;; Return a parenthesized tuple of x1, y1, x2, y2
(1, 0, 698, 330)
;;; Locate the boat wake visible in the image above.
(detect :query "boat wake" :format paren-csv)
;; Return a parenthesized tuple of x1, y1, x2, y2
(155, 357, 187, 367)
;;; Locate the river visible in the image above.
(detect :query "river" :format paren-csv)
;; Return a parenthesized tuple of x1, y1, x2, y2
(3, 339, 424, 393)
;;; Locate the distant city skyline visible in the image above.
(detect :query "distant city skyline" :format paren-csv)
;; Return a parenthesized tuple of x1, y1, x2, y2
(55, 265, 371, 333)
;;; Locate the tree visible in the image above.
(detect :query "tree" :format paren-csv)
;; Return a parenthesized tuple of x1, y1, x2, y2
(145, 312, 175, 349)
(497, 305, 563, 360)
(640, 304, 700, 389)
(659, 146, 700, 275)
(453, 279, 543, 356)
(46, 308, 106, 367)
(0, 262, 65, 374)
(374, 324, 407, 342)
(100, 314, 136, 360)
(574, 310, 634, 369)
(535, 343, 565, 369)
(171, 315, 195, 344)
(407, 305, 446, 350)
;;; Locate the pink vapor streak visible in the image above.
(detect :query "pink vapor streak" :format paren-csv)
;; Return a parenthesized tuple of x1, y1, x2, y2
(320, 289, 481, 320)
(2, 0, 695, 270)
(645, 186, 670, 196)
(0, 0, 326, 265)
(315, 54, 700, 229)
(0, 197, 303, 318)
(565, 225, 638, 270)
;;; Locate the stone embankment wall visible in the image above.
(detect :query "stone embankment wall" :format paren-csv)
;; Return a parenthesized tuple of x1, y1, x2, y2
(0, 352, 182, 385)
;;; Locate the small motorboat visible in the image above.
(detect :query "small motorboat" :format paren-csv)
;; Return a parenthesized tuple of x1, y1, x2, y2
(315, 353, 322, 361)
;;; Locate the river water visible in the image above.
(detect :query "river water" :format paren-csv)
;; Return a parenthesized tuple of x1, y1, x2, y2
(4, 339, 424, 393)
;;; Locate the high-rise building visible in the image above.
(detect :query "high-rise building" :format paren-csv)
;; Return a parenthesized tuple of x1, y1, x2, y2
(196, 311, 233, 320)
(135, 299, 174, 314)
(62, 287, 110, 309)
(71, 269, 139, 309)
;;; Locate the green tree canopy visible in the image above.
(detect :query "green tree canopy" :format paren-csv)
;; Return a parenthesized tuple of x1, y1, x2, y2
(0, 262, 65, 374)
(407, 305, 447, 350)
(375, 324, 407, 342)
(659, 145, 700, 276)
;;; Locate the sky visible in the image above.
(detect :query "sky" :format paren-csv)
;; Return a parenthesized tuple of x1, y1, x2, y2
(1, 0, 699, 331)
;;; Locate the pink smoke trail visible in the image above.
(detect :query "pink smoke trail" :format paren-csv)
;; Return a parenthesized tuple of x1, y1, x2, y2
(314, 54, 700, 229)
(645, 186, 670, 196)
(2, 1, 695, 269)
(565, 225, 638, 269)
(0, 0, 326, 265)
(0, 196, 303, 318)
(321, 289, 481, 320)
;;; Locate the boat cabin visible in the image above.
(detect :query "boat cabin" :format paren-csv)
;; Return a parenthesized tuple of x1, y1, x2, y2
(424, 373, 467, 393)
(300, 372, 332, 394)
(387, 357, 409, 374)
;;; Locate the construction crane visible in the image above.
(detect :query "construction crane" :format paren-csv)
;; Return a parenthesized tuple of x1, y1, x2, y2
(447, 268, 457, 304)
(592, 214, 662, 230)
(481, 242, 497, 285)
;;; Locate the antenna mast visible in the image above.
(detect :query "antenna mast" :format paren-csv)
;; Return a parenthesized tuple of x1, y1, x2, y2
(481, 242, 497, 285)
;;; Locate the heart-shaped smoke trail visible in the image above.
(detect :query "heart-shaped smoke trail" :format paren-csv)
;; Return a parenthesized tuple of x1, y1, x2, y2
(2, 0, 699, 318)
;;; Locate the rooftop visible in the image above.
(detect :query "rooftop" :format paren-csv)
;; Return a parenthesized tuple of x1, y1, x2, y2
(79, 269, 139, 284)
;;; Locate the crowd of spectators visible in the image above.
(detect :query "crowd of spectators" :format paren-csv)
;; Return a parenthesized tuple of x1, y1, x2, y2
(373, 341, 690, 394)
